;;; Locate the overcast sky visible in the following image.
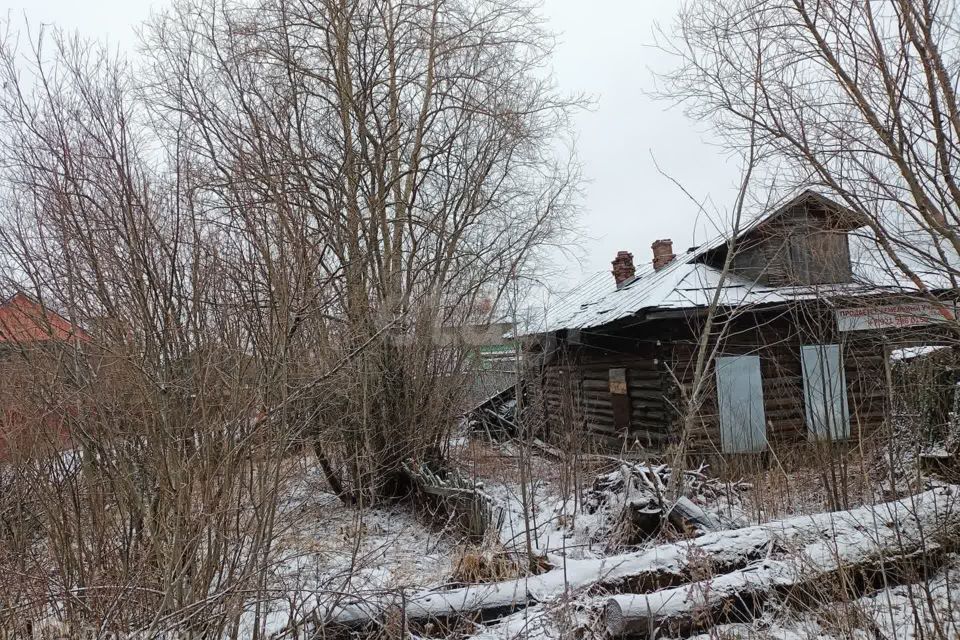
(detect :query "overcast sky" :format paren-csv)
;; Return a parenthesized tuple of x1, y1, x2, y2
(6, 0, 743, 286)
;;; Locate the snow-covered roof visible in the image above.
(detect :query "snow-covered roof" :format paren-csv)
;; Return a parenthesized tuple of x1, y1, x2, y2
(539, 255, 878, 335)
(535, 191, 959, 336)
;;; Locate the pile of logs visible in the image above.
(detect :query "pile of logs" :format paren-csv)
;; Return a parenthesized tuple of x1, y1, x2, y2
(601, 484, 960, 638)
(318, 486, 960, 639)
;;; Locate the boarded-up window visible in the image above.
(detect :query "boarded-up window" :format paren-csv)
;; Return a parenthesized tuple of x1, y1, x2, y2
(801, 344, 851, 440)
(787, 231, 851, 284)
(608, 368, 627, 395)
(609, 368, 630, 431)
(715, 355, 768, 453)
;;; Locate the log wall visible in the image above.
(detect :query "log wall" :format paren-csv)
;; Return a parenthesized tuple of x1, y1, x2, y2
(539, 335, 672, 449)
(537, 302, 944, 454)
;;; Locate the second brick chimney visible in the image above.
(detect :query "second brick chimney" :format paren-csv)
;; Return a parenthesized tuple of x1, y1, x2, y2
(611, 251, 636, 288)
(651, 239, 675, 271)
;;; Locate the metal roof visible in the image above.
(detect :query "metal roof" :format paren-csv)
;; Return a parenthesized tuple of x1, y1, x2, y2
(534, 193, 959, 336)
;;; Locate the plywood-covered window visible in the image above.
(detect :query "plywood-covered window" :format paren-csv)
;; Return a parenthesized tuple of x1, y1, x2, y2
(608, 367, 631, 432)
(715, 355, 768, 453)
(787, 230, 851, 284)
(801, 344, 851, 440)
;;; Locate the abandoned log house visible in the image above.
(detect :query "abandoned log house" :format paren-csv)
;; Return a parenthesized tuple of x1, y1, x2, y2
(529, 191, 960, 454)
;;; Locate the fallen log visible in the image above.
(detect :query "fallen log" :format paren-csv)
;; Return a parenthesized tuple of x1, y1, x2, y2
(666, 496, 720, 535)
(321, 486, 959, 630)
(605, 488, 960, 638)
(605, 560, 794, 639)
(613, 495, 719, 545)
(604, 548, 947, 639)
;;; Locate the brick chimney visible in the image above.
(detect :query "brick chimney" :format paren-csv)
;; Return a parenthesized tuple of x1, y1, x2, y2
(651, 238, 675, 271)
(611, 251, 636, 288)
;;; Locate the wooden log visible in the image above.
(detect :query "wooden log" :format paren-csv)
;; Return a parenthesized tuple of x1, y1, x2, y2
(622, 497, 665, 540)
(582, 379, 611, 391)
(628, 389, 667, 401)
(585, 421, 618, 434)
(628, 378, 662, 389)
(630, 408, 667, 419)
(580, 396, 614, 409)
(604, 545, 948, 639)
(629, 399, 667, 410)
(625, 420, 671, 434)
(764, 407, 805, 420)
(666, 496, 721, 535)
(627, 371, 662, 382)
(763, 395, 804, 410)
(585, 407, 615, 419)
(323, 487, 959, 631)
(616, 496, 722, 544)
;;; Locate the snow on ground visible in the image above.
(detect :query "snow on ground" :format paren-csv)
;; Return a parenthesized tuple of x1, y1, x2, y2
(449, 439, 749, 565)
(237, 458, 458, 637)
(278, 462, 454, 589)
(851, 554, 960, 640)
(450, 438, 609, 561)
(236, 435, 958, 639)
(465, 552, 960, 640)
(232, 438, 750, 636)
(678, 554, 960, 640)
(463, 599, 595, 640)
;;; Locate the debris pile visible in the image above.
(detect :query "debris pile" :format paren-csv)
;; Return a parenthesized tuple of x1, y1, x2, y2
(403, 458, 504, 539)
(584, 461, 746, 548)
(465, 385, 521, 438)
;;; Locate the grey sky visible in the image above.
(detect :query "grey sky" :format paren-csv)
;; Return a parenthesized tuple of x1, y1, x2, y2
(8, 0, 742, 284)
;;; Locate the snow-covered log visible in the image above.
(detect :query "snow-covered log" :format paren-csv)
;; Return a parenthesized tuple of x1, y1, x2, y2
(605, 486, 960, 638)
(604, 559, 792, 639)
(322, 486, 959, 630)
(666, 496, 720, 535)
(604, 550, 943, 638)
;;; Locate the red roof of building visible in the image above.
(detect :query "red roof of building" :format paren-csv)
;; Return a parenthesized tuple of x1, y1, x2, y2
(0, 292, 91, 344)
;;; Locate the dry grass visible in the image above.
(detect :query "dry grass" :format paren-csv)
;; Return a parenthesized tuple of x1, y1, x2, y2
(450, 531, 526, 584)
(704, 437, 915, 524)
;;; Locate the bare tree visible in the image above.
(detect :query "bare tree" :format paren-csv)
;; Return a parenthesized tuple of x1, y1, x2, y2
(0, 26, 301, 635)
(141, 0, 581, 501)
(661, 0, 960, 511)
(664, 0, 960, 309)
(0, 0, 579, 632)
